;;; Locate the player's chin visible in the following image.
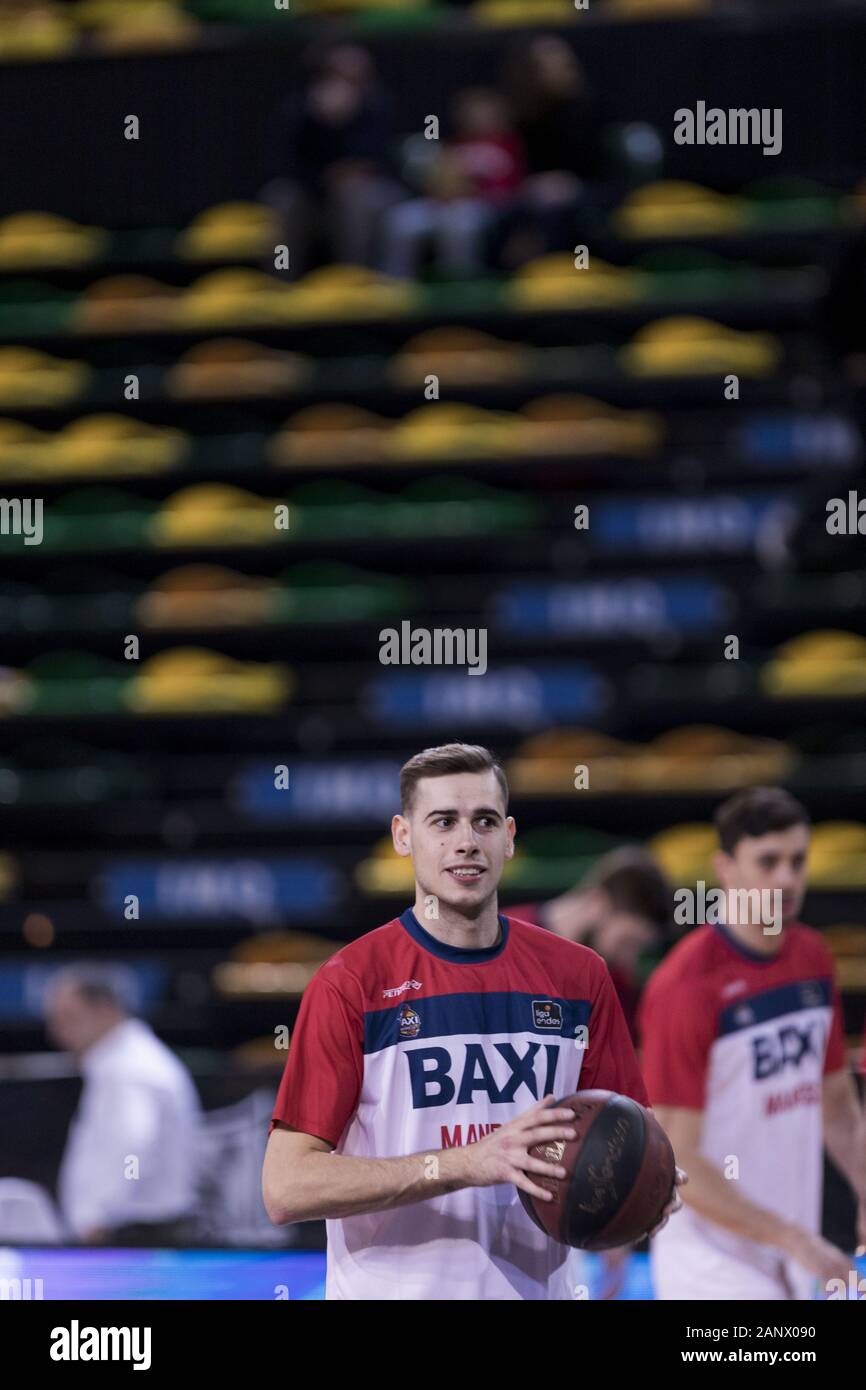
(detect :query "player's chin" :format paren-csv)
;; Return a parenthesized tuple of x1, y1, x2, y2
(440, 867, 492, 898)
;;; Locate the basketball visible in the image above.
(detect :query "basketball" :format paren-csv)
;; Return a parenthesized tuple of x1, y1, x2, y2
(518, 1090, 676, 1250)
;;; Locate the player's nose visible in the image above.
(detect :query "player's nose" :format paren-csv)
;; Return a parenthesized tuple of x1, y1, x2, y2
(453, 822, 482, 851)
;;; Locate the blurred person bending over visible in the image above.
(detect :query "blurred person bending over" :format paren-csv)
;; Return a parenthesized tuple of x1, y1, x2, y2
(45, 965, 202, 1246)
(508, 846, 672, 1299)
(509, 847, 673, 1043)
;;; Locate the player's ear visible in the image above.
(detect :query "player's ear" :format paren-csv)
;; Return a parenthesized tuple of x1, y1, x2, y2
(504, 814, 516, 858)
(392, 813, 412, 857)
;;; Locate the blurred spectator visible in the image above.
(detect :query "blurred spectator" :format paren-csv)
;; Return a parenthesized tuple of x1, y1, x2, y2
(494, 36, 606, 269)
(508, 847, 674, 1042)
(260, 44, 405, 277)
(382, 87, 526, 280)
(45, 965, 201, 1246)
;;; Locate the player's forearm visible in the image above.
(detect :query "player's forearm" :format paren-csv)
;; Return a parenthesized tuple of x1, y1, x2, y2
(673, 1148, 799, 1251)
(272, 1146, 473, 1223)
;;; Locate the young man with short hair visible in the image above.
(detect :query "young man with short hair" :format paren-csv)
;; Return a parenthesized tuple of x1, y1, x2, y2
(639, 786, 866, 1300)
(263, 741, 682, 1300)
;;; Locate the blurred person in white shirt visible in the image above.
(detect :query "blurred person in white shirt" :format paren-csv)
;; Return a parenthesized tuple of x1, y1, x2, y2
(45, 965, 202, 1245)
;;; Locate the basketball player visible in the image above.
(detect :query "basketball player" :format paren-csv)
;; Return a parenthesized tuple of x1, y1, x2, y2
(639, 786, 866, 1300)
(263, 742, 684, 1299)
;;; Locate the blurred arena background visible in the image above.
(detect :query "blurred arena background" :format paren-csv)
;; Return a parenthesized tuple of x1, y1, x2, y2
(0, 0, 865, 1300)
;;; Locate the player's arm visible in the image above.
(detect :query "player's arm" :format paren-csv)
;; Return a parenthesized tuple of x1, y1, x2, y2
(653, 1103, 852, 1283)
(262, 1095, 578, 1224)
(822, 1067, 866, 1247)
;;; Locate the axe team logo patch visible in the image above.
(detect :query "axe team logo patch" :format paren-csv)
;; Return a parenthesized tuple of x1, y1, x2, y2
(399, 1002, 422, 1038)
(532, 999, 563, 1031)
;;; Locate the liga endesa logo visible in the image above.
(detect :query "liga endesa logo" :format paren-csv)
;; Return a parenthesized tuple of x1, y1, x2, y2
(50, 1321, 152, 1371)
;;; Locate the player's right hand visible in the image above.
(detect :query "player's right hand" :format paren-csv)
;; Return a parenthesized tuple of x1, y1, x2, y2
(783, 1228, 854, 1287)
(461, 1094, 577, 1201)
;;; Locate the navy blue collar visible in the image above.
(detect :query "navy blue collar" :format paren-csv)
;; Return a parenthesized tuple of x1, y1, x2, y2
(399, 907, 509, 963)
(711, 919, 784, 964)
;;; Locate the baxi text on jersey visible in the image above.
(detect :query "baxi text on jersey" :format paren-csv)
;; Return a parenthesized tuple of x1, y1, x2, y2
(407, 1041, 563, 1108)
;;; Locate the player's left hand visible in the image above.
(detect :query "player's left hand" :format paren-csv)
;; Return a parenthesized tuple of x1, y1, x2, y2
(645, 1164, 688, 1240)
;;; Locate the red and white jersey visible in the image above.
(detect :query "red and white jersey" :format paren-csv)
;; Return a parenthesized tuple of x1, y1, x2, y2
(270, 907, 648, 1300)
(638, 921, 846, 1277)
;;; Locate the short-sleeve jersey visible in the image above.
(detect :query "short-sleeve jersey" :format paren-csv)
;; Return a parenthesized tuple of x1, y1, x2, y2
(270, 907, 648, 1300)
(637, 920, 845, 1273)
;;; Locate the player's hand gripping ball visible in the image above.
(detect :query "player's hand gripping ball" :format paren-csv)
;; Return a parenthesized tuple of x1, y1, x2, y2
(518, 1089, 676, 1250)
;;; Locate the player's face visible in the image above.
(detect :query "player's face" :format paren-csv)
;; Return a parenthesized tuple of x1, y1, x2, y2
(45, 984, 102, 1056)
(715, 823, 810, 925)
(393, 771, 515, 916)
(592, 909, 659, 972)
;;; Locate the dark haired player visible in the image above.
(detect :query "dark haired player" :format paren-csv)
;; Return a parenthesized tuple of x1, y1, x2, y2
(509, 846, 673, 1042)
(263, 742, 683, 1299)
(640, 787, 866, 1300)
